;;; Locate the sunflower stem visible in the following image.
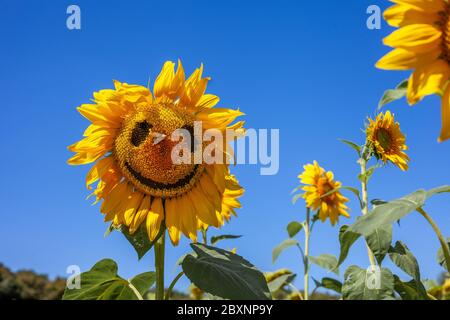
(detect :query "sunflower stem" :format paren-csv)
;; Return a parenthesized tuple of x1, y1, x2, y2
(303, 208, 311, 301)
(417, 208, 450, 272)
(154, 228, 166, 300)
(359, 155, 377, 267)
(165, 271, 184, 300)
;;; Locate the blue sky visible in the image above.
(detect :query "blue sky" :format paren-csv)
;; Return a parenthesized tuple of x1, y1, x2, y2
(1, 0, 449, 293)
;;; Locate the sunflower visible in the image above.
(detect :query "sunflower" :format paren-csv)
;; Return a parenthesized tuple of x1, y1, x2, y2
(376, 0, 450, 142)
(68, 60, 245, 245)
(366, 111, 410, 171)
(298, 161, 350, 225)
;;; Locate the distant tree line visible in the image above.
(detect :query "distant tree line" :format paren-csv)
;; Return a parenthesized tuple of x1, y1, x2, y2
(0, 264, 65, 300)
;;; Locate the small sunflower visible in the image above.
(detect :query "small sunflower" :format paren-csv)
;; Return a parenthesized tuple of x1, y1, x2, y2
(376, 0, 450, 142)
(366, 111, 410, 171)
(68, 60, 244, 245)
(298, 161, 350, 226)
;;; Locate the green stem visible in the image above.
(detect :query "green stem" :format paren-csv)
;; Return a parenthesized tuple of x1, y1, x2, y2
(201, 228, 208, 245)
(165, 271, 184, 300)
(154, 228, 166, 300)
(359, 156, 377, 267)
(417, 208, 450, 272)
(304, 208, 311, 301)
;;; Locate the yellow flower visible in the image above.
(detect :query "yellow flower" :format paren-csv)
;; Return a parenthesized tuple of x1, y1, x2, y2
(376, 0, 450, 142)
(366, 111, 410, 171)
(189, 284, 204, 300)
(68, 60, 244, 246)
(264, 269, 293, 283)
(298, 161, 350, 225)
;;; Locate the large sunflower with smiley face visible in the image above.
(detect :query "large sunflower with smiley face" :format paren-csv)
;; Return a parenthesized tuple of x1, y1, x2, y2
(68, 61, 245, 245)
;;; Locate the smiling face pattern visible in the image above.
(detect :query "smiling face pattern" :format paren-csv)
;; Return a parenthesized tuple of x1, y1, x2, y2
(114, 103, 205, 198)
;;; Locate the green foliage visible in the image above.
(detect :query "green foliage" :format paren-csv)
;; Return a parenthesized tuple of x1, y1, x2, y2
(272, 239, 300, 263)
(437, 238, 450, 272)
(120, 224, 162, 260)
(267, 273, 296, 293)
(308, 254, 339, 275)
(358, 165, 377, 184)
(62, 259, 155, 300)
(365, 224, 392, 264)
(348, 186, 450, 237)
(337, 225, 360, 267)
(342, 265, 394, 300)
(210, 234, 242, 246)
(339, 139, 362, 156)
(181, 244, 271, 300)
(389, 241, 420, 280)
(314, 277, 342, 294)
(286, 221, 303, 238)
(393, 276, 429, 300)
(378, 79, 408, 110)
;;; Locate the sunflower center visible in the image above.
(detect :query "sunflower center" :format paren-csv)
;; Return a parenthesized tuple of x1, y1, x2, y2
(114, 103, 205, 198)
(440, 5, 450, 63)
(317, 177, 335, 202)
(376, 128, 393, 151)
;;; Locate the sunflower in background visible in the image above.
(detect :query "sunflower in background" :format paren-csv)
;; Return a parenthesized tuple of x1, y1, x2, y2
(376, 0, 450, 142)
(366, 111, 410, 171)
(298, 161, 350, 225)
(68, 60, 244, 245)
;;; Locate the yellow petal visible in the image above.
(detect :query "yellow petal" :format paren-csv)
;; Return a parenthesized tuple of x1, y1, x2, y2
(376, 48, 419, 70)
(383, 24, 442, 53)
(146, 198, 164, 241)
(85, 156, 114, 189)
(384, 4, 439, 27)
(129, 196, 151, 234)
(165, 198, 181, 245)
(407, 60, 450, 104)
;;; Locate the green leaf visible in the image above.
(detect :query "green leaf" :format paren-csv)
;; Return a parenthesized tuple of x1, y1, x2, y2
(342, 265, 395, 300)
(267, 273, 296, 293)
(272, 239, 300, 263)
(286, 221, 303, 238)
(358, 165, 377, 184)
(426, 185, 450, 198)
(349, 190, 426, 236)
(337, 225, 360, 267)
(315, 277, 342, 294)
(120, 224, 160, 260)
(62, 259, 154, 300)
(104, 223, 115, 238)
(393, 275, 429, 300)
(378, 79, 408, 110)
(129, 272, 156, 295)
(309, 254, 339, 275)
(437, 238, 450, 272)
(349, 186, 450, 237)
(388, 241, 420, 281)
(339, 139, 362, 156)
(181, 243, 271, 300)
(365, 224, 392, 264)
(210, 234, 242, 246)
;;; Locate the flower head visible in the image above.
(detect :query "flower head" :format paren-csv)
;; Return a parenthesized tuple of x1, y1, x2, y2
(376, 0, 450, 142)
(366, 111, 409, 171)
(68, 60, 244, 246)
(298, 161, 349, 225)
